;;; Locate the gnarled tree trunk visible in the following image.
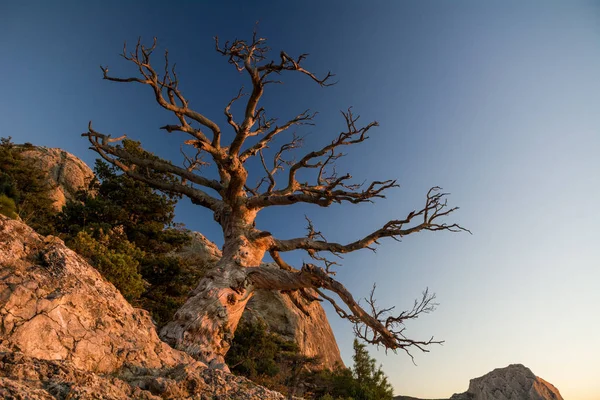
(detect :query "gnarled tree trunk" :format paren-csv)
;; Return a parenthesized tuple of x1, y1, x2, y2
(160, 214, 268, 370)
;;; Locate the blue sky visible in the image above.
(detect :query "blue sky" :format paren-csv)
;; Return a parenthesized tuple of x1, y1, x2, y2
(2, 1, 600, 398)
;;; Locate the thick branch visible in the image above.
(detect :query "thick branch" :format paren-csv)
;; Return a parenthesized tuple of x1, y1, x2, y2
(246, 263, 440, 354)
(83, 124, 224, 212)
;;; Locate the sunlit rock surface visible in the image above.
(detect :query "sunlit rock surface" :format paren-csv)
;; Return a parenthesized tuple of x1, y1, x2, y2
(0, 351, 286, 399)
(19, 145, 94, 210)
(395, 364, 563, 400)
(0, 215, 191, 373)
(0, 215, 288, 399)
(456, 364, 563, 400)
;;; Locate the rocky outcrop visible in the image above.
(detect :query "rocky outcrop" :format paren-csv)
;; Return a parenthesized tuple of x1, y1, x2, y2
(19, 146, 94, 210)
(0, 214, 191, 373)
(175, 232, 345, 370)
(244, 284, 344, 369)
(394, 364, 563, 400)
(0, 351, 286, 399)
(0, 215, 287, 399)
(452, 364, 563, 400)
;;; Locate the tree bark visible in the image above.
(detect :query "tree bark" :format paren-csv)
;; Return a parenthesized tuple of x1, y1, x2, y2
(159, 213, 268, 370)
(159, 259, 251, 370)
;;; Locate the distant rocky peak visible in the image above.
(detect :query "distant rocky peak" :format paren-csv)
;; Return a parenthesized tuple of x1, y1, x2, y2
(450, 363, 563, 400)
(396, 364, 563, 400)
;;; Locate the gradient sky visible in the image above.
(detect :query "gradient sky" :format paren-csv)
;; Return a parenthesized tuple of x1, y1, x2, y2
(1, 1, 599, 398)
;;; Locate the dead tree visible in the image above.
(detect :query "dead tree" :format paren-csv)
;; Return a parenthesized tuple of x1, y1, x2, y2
(83, 34, 469, 370)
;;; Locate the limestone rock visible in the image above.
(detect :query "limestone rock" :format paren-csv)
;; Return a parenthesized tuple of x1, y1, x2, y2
(395, 364, 563, 400)
(176, 232, 345, 370)
(244, 280, 344, 370)
(19, 146, 94, 210)
(0, 215, 289, 398)
(0, 351, 286, 399)
(458, 364, 563, 400)
(0, 214, 192, 373)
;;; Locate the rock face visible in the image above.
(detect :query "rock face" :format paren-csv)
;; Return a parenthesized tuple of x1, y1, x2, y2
(0, 215, 287, 399)
(0, 351, 286, 399)
(455, 364, 563, 400)
(19, 146, 94, 210)
(7, 144, 344, 371)
(244, 284, 344, 369)
(0, 214, 191, 373)
(176, 233, 345, 370)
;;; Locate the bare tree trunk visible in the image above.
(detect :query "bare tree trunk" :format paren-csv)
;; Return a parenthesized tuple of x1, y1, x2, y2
(158, 263, 249, 369)
(160, 215, 268, 370)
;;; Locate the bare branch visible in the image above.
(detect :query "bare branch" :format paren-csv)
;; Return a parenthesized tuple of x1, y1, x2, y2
(224, 88, 245, 136)
(258, 51, 336, 87)
(304, 216, 341, 274)
(101, 37, 223, 153)
(246, 108, 392, 208)
(214, 34, 331, 157)
(239, 110, 316, 162)
(82, 123, 224, 211)
(274, 187, 470, 254)
(246, 262, 440, 355)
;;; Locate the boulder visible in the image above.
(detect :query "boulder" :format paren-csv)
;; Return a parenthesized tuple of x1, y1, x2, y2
(455, 364, 563, 400)
(19, 146, 94, 210)
(395, 364, 563, 400)
(0, 214, 190, 373)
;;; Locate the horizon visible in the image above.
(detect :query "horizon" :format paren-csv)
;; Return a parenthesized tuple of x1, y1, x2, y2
(1, 1, 599, 399)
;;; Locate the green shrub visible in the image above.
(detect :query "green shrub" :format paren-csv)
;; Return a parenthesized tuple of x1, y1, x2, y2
(0, 137, 56, 234)
(56, 158, 197, 323)
(70, 230, 145, 300)
(0, 194, 18, 219)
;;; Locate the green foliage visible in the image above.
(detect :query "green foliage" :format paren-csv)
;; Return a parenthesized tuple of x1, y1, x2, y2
(349, 339, 394, 400)
(226, 320, 321, 395)
(57, 159, 186, 253)
(137, 253, 206, 326)
(56, 158, 197, 324)
(227, 323, 393, 399)
(303, 339, 393, 400)
(226, 321, 297, 379)
(0, 194, 18, 219)
(0, 137, 56, 234)
(70, 230, 145, 300)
